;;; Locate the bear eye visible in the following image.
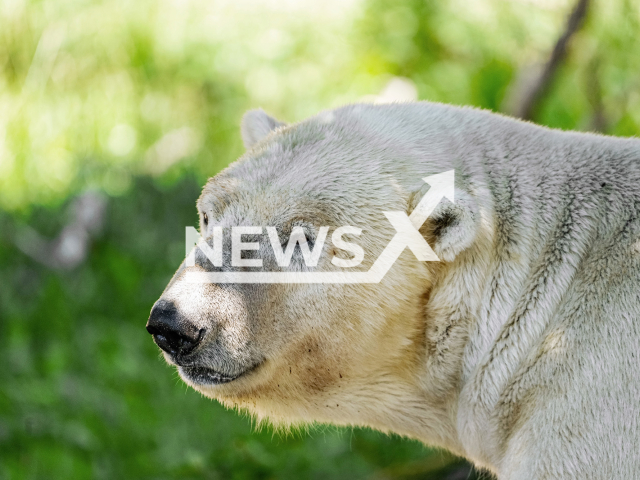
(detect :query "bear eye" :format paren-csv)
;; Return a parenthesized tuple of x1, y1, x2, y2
(203, 213, 208, 226)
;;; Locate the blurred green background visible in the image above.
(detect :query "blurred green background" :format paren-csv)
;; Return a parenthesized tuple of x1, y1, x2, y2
(1, 0, 638, 478)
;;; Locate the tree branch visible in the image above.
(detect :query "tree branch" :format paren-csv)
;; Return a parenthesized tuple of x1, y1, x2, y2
(514, 0, 590, 120)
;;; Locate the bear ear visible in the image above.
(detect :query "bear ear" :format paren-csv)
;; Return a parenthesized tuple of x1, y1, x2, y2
(240, 109, 286, 149)
(409, 183, 480, 263)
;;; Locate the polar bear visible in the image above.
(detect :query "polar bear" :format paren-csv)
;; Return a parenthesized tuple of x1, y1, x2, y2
(146, 102, 640, 479)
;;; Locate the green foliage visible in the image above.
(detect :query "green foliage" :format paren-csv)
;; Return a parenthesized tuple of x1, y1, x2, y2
(0, 0, 639, 478)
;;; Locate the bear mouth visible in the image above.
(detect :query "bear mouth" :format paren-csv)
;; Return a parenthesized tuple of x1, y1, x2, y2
(179, 366, 238, 385)
(179, 362, 261, 386)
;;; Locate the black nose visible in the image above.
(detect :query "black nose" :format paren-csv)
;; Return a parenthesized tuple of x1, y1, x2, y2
(146, 300, 204, 356)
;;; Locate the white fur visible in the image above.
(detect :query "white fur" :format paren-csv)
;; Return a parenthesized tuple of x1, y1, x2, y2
(154, 102, 640, 479)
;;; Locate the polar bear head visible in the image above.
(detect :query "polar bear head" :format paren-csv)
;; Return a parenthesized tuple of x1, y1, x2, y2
(147, 106, 481, 439)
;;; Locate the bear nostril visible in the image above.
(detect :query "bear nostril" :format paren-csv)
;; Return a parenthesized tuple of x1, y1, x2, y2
(146, 301, 205, 356)
(152, 329, 202, 356)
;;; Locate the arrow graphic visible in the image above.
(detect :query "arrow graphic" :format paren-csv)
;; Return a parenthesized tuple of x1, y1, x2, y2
(186, 170, 455, 284)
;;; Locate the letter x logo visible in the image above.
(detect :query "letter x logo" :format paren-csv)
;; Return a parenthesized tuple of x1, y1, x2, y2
(383, 170, 455, 262)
